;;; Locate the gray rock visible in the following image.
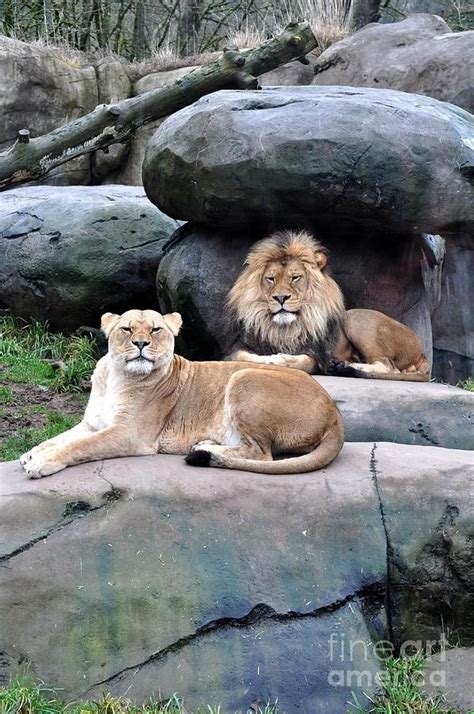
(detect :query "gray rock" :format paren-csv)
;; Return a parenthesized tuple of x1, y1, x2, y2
(313, 15, 474, 114)
(432, 234, 474, 384)
(0, 36, 98, 185)
(157, 227, 443, 366)
(143, 86, 474, 235)
(315, 376, 474, 450)
(423, 647, 474, 713)
(0, 186, 178, 331)
(1, 442, 472, 707)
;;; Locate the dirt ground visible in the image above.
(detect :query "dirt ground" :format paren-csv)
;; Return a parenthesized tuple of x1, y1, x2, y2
(0, 379, 86, 441)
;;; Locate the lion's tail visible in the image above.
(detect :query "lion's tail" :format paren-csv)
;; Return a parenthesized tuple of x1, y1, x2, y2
(185, 413, 344, 475)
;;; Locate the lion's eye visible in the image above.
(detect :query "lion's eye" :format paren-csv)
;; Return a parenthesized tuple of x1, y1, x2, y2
(292, 275, 301, 283)
(151, 327, 162, 333)
(121, 326, 132, 333)
(265, 276, 275, 284)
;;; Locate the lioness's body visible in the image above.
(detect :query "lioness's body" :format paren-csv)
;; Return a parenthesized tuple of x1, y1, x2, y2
(20, 310, 344, 479)
(227, 230, 430, 382)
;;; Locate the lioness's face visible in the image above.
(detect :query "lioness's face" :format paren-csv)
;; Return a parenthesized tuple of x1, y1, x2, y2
(101, 309, 182, 375)
(262, 258, 309, 325)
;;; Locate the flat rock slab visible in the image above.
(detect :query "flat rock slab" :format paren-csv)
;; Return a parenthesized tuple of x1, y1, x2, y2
(143, 86, 474, 235)
(1, 443, 473, 711)
(423, 647, 474, 713)
(0, 186, 178, 331)
(315, 377, 474, 450)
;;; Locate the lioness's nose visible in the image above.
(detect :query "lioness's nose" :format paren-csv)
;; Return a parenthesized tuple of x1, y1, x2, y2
(132, 340, 150, 350)
(273, 294, 290, 305)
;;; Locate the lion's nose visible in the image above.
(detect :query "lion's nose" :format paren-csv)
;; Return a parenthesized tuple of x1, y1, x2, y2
(273, 294, 290, 305)
(132, 340, 150, 350)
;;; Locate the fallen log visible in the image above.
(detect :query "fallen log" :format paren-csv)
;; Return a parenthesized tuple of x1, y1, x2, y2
(0, 22, 317, 191)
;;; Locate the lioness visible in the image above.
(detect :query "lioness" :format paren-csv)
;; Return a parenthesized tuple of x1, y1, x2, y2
(227, 230, 430, 381)
(20, 309, 344, 478)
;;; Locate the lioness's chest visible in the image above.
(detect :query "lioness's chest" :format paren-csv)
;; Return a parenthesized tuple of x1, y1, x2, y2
(86, 384, 118, 430)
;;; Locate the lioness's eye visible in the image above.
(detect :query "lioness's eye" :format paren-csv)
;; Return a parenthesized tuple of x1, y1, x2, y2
(292, 275, 301, 282)
(151, 327, 162, 333)
(121, 326, 132, 333)
(265, 276, 275, 283)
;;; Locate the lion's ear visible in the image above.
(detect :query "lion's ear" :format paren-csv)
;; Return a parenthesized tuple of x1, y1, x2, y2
(101, 312, 120, 337)
(163, 312, 182, 336)
(314, 250, 328, 270)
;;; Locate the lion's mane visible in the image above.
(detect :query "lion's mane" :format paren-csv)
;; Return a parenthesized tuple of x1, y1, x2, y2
(227, 230, 346, 371)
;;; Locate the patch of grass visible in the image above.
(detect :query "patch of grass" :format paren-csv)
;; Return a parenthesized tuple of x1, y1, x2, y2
(459, 377, 474, 392)
(0, 315, 96, 392)
(349, 655, 460, 713)
(0, 385, 13, 403)
(0, 677, 278, 713)
(0, 412, 81, 461)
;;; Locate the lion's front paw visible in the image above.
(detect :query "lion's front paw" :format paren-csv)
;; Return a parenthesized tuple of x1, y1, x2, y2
(20, 448, 66, 479)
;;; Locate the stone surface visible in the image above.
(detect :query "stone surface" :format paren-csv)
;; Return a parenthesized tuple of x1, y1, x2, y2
(313, 15, 474, 114)
(157, 226, 442, 364)
(0, 186, 178, 331)
(0, 36, 98, 185)
(143, 86, 474, 235)
(423, 647, 474, 713)
(313, 377, 473, 450)
(432, 233, 474, 384)
(1, 442, 473, 708)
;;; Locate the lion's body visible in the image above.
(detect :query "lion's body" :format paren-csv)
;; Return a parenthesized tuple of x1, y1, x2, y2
(227, 231, 430, 382)
(20, 310, 344, 479)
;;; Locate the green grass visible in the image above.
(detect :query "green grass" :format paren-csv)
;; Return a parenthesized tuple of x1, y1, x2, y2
(0, 315, 96, 392)
(349, 655, 460, 713)
(0, 385, 13, 403)
(460, 377, 474, 392)
(0, 677, 278, 714)
(0, 412, 81, 461)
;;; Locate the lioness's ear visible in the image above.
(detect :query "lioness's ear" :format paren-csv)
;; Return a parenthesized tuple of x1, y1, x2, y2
(101, 312, 120, 337)
(314, 250, 328, 270)
(163, 312, 182, 336)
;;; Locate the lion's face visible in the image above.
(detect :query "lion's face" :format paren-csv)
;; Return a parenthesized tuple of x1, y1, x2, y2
(261, 257, 310, 325)
(101, 309, 182, 375)
(227, 230, 345, 354)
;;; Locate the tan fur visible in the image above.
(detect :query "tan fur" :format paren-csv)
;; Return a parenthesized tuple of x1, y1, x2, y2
(228, 230, 345, 355)
(20, 309, 344, 479)
(228, 231, 430, 382)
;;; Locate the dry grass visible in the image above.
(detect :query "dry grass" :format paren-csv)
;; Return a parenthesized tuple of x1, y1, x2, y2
(126, 49, 220, 82)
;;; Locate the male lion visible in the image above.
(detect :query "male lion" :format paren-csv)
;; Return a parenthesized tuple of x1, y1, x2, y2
(20, 309, 344, 478)
(226, 230, 430, 381)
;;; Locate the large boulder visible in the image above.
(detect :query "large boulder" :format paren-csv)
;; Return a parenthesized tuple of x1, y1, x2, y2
(0, 186, 178, 331)
(157, 226, 444, 363)
(313, 377, 474, 450)
(432, 234, 474, 384)
(143, 86, 474, 235)
(1, 443, 472, 709)
(312, 15, 474, 114)
(0, 36, 98, 185)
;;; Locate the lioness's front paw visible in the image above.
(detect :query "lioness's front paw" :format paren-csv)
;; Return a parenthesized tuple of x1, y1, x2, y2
(20, 448, 66, 479)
